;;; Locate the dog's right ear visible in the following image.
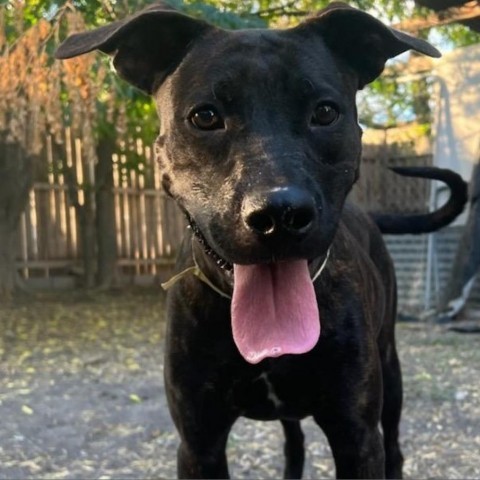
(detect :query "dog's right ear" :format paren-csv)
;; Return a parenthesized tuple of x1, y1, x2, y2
(55, 2, 213, 94)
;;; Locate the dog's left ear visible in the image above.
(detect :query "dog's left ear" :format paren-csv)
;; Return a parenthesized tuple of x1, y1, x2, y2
(298, 2, 440, 89)
(55, 2, 213, 94)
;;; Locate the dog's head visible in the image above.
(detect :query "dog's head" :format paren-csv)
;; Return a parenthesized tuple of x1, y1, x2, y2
(57, 2, 439, 363)
(56, 1, 439, 267)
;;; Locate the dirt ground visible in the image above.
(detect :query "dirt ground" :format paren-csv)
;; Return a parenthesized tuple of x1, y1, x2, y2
(0, 289, 479, 479)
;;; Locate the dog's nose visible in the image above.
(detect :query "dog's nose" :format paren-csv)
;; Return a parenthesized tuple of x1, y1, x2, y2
(243, 187, 316, 237)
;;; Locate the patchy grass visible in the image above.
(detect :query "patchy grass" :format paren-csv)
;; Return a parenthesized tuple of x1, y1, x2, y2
(0, 291, 479, 478)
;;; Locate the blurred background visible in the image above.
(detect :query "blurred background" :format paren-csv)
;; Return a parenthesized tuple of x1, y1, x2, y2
(1, 2, 480, 478)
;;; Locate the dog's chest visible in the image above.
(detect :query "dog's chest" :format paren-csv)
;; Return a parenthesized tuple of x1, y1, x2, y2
(232, 370, 314, 420)
(257, 372, 284, 409)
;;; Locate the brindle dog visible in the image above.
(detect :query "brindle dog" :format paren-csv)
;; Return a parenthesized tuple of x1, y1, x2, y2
(57, 3, 467, 478)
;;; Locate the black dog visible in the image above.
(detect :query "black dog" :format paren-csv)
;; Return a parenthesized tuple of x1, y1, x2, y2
(57, 3, 467, 478)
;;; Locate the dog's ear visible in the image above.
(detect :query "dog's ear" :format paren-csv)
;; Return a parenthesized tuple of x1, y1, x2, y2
(299, 2, 440, 89)
(55, 2, 213, 94)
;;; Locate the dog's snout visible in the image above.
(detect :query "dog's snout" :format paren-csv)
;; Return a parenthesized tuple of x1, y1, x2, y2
(243, 187, 316, 237)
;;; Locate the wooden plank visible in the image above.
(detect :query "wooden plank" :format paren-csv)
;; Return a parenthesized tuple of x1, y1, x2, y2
(24, 192, 33, 261)
(29, 189, 39, 260)
(141, 144, 157, 275)
(57, 170, 69, 259)
(69, 205, 78, 259)
(75, 138, 84, 206)
(46, 135, 59, 258)
(64, 127, 78, 258)
(16, 259, 74, 268)
(37, 188, 50, 265)
(143, 144, 156, 274)
(117, 258, 175, 266)
(145, 144, 154, 189)
(112, 155, 123, 257)
(120, 154, 131, 258)
(65, 127, 73, 169)
(129, 167, 141, 275)
(19, 213, 28, 278)
(152, 161, 164, 260)
(164, 196, 173, 257)
(138, 168, 150, 274)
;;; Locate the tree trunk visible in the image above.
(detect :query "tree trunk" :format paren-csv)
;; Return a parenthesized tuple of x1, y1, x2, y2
(95, 138, 117, 288)
(438, 160, 480, 317)
(62, 152, 97, 289)
(0, 136, 34, 298)
(79, 196, 97, 289)
(0, 225, 17, 299)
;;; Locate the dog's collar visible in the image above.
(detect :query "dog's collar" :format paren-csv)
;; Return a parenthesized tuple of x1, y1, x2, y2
(161, 243, 331, 300)
(161, 239, 232, 299)
(311, 248, 331, 283)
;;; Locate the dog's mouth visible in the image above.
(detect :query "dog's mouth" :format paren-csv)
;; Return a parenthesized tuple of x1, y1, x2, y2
(187, 214, 321, 365)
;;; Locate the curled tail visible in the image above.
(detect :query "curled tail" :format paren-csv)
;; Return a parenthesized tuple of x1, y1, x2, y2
(371, 166, 468, 234)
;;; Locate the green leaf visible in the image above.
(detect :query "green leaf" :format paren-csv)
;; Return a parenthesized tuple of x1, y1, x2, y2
(129, 393, 142, 404)
(21, 405, 34, 415)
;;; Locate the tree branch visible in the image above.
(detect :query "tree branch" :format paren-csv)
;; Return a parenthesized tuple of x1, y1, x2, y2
(394, 1, 480, 33)
(255, 1, 308, 18)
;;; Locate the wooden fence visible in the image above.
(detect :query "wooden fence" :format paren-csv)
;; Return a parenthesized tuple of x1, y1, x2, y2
(16, 129, 185, 281)
(351, 153, 433, 214)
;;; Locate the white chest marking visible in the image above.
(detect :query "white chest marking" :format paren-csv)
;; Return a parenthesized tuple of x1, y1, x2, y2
(259, 372, 283, 409)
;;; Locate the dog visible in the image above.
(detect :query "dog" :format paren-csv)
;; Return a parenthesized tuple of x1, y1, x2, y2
(57, 3, 467, 478)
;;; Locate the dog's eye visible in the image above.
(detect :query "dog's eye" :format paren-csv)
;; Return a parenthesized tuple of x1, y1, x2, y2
(311, 103, 339, 126)
(189, 107, 224, 131)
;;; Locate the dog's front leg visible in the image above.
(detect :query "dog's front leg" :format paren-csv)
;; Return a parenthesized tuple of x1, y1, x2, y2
(164, 272, 238, 479)
(318, 416, 385, 479)
(165, 359, 237, 479)
(176, 429, 232, 479)
(313, 358, 385, 479)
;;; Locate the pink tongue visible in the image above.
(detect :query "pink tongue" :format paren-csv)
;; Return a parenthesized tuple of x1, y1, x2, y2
(231, 260, 320, 364)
